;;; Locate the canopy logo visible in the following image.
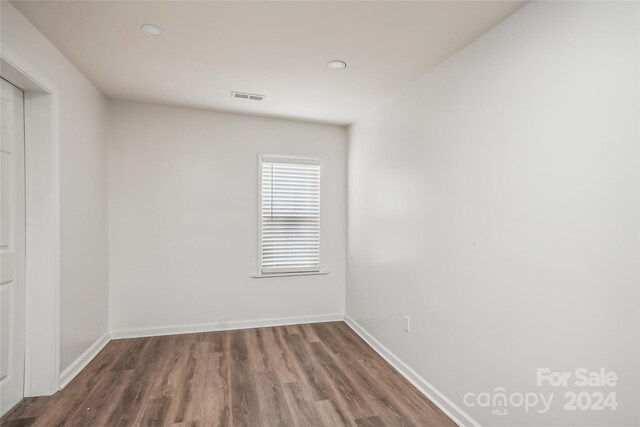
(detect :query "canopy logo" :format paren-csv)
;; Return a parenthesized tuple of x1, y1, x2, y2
(463, 368, 618, 417)
(463, 388, 553, 416)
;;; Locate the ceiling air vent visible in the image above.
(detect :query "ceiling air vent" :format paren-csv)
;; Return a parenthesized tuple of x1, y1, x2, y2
(231, 91, 265, 101)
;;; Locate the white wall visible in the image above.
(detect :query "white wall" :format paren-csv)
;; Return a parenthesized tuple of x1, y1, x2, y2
(1, 3, 109, 372)
(107, 101, 346, 335)
(347, 2, 639, 426)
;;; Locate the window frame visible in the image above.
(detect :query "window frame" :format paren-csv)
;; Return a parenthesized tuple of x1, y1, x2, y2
(255, 153, 325, 277)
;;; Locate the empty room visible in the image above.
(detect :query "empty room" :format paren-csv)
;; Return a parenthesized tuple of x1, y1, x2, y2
(0, 0, 638, 426)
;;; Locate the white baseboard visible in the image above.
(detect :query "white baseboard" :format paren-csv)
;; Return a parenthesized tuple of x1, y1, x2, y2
(110, 313, 344, 339)
(58, 331, 110, 389)
(344, 315, 480, 427)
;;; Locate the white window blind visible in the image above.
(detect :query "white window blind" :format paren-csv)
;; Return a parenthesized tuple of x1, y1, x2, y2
(260, 156, 321, 274)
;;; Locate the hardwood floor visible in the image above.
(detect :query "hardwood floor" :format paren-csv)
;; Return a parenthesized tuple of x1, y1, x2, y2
(1, 321, 455, 427)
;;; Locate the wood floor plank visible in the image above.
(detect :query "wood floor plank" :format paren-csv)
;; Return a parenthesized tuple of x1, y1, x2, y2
(329, 352, 414, 427)
(316, 324, 415, 426)
(315, 399, 348, 427)
(228, 330, 262, 427)
(201, 348, 231, 426)
(307, 341, 375, 421)
(281, 381, 322, 427)
(140, 397, 172, 426)
(330, 322, 379, 360)
(148, 335, 185, 400)
(284, 324, 302, 335)
(1, 322, 455, 427)
(255, 369, 295, 426)
(0, 417, 38, 427)
(245, 328, 268, 373)
(283, 333, 330, 402)
(164, 335, 199, 424)
(64, 368, 135, 426)
(310, 323, 343, 354)
(354, 415, 386, 427)
(299, 324, 322, 343)
(261, 327, 298, 384)
(358, 357, 456, 426)
(112, 337, 149, 371)
(177, 341, 211, 424)
(107, 336, 170, 426)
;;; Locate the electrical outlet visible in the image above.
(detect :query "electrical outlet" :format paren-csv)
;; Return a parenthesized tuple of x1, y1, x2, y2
(403, 315, 410, 333)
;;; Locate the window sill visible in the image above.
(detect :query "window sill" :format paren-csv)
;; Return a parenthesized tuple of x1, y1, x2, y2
(251, 271, 329, 279)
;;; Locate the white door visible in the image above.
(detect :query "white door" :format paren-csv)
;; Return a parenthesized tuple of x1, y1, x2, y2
(0, 78, 26, 416)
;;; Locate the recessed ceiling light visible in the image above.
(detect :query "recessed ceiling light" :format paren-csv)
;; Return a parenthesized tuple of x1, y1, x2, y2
(327, 60, 347, 70)
(141, 24, 163, 36)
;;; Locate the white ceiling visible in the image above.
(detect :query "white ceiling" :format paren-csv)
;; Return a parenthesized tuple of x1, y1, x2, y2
(12, 1, 525, 125)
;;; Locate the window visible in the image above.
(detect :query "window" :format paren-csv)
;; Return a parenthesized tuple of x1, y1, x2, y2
(259, 155, 321, 275)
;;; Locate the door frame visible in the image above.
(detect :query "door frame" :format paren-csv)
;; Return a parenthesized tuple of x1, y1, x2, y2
(1, 45, 61, 396)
